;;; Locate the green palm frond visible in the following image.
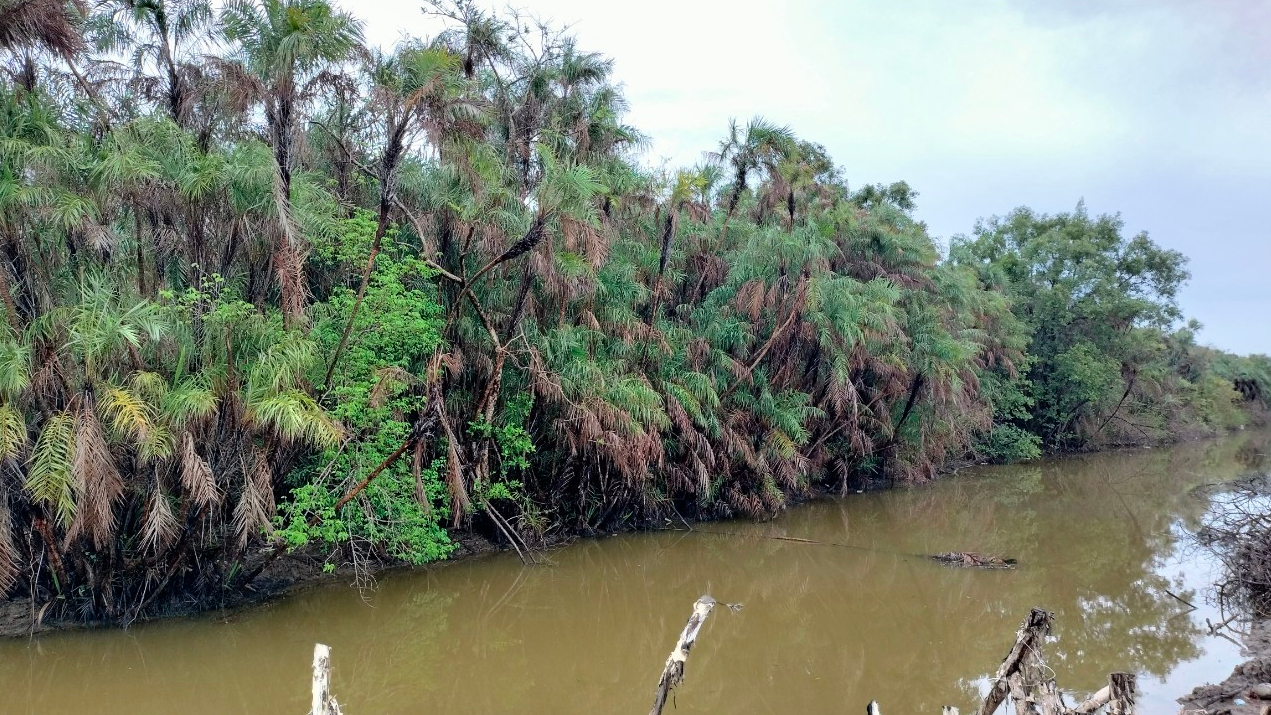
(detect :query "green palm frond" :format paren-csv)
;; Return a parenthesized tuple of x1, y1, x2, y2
(137, 423, 175, 461)
(245, 388, 341, 447)
(0, 403, 26, 460)
(98, 384, 157, 443)
(27, 413, 76, 526)
(246, 336, 319, 397)
(0, 339, 30, 401)
(161, 377, 218, 428)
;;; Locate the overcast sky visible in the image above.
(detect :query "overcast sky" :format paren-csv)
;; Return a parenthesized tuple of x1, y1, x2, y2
(350, 0, 1270, 355)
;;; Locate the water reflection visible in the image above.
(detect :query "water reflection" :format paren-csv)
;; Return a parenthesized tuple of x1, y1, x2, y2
(1, 431, 1267, 715)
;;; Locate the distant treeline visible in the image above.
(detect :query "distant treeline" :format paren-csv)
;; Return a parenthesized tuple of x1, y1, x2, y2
(0, 0, 1266, 625)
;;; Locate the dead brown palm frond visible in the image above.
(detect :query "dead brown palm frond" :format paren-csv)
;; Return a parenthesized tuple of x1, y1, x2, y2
(273, 235, 307, 326)
(203, 56, 263, 115)
(233, 450, 274, 547)
(433, 407, 469, 525)
(735, 279, 766, 322)
(0, 0, 86, 57)
(444, 437, 467, 525)
(411, 439, 432, 516)
(151, 224, 180, 260)
(66, 398, 123, 549)
(139, 484, 178, 554)
(434, 350, 462, 378)
(560, 214, 607, 269)
(81, 219, 116, 254)
(30, 354, 62, 403)
(179, 431, 219, 509)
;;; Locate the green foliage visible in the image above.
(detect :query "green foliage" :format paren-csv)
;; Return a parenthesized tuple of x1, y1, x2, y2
(949, 204, 1209, 450)
(469, 394, 536, 477)
(978, 425, 1043, 464)
(276, 210, 452, 564)
(27, 413, 76, 526)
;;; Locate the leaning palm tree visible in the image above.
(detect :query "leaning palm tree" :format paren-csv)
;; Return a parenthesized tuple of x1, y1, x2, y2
(219, 0, 362, 329)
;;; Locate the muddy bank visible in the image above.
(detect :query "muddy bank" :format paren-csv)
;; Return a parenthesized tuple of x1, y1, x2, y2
(1180, 621, 1271, 715)
(0, 530, 508, 639)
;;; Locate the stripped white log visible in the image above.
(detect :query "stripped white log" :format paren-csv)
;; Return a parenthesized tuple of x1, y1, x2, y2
(1008, 671, 1041, 715)
(649, 595, 717, 715)
(1073, 685, 1112, 715)
(311, 643, 343, 715)
(942, 707, 960, 715)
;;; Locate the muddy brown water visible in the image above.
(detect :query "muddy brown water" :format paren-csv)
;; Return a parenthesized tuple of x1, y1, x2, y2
(3, 432, 1268, 715)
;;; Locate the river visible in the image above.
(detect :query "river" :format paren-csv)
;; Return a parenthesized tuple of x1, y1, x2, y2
(3, 430, 1268, 715)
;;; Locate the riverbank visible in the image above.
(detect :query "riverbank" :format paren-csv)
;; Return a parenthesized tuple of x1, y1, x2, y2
(4, 421, 1265, 640)
(1179, 467, 1271, 715)
(1179, 621, 1271, 715)
(0, 426, 1254, 639)
(2, 422, 1265, 640)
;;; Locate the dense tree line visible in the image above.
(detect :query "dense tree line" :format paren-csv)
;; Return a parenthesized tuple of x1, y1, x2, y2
(0, 0, 1265, 625)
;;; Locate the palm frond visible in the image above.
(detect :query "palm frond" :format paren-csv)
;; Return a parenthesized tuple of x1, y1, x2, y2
(26, 412, 76, 526)
(0, 403, 27, 460)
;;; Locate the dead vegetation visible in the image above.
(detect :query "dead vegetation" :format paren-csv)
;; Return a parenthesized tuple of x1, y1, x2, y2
(1196, 477, 1271, 618)
(930, 551, 1017, 569)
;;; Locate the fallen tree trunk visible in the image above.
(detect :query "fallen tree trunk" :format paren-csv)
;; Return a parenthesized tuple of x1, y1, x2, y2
(977, 608, 1054, 715)
(649, 595, 718, 715)
(968, 608, 1137, 715)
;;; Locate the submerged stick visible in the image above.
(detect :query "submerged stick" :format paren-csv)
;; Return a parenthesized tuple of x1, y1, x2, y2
(650, 595, 718, 715)
(311, 644, 343, 715)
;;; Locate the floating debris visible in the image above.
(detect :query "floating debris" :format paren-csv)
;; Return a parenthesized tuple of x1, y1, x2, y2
(930, 551, 1017, 569)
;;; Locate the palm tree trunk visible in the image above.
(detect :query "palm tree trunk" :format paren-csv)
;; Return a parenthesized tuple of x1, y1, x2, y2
(32, 515, 69, 594)
(275, 238, 306, 330)
(133, 213, 146, 298)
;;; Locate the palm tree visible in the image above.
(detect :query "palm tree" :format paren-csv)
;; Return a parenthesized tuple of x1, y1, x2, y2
(88, 0, 213, 126)
(712, 117, 795, 241)
(219, 0, 362, 329)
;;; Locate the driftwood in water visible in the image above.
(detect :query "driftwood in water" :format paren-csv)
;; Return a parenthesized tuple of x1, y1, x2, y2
(303, 596, 737, 715)
(976, 608, 1053, 715)
(1073, 685, 1111, 714)
(930, 552, 1017, 569)
(649, 595, 718, 715)
(311, 643, 342, 715)
(964, 608, 1137, 715)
